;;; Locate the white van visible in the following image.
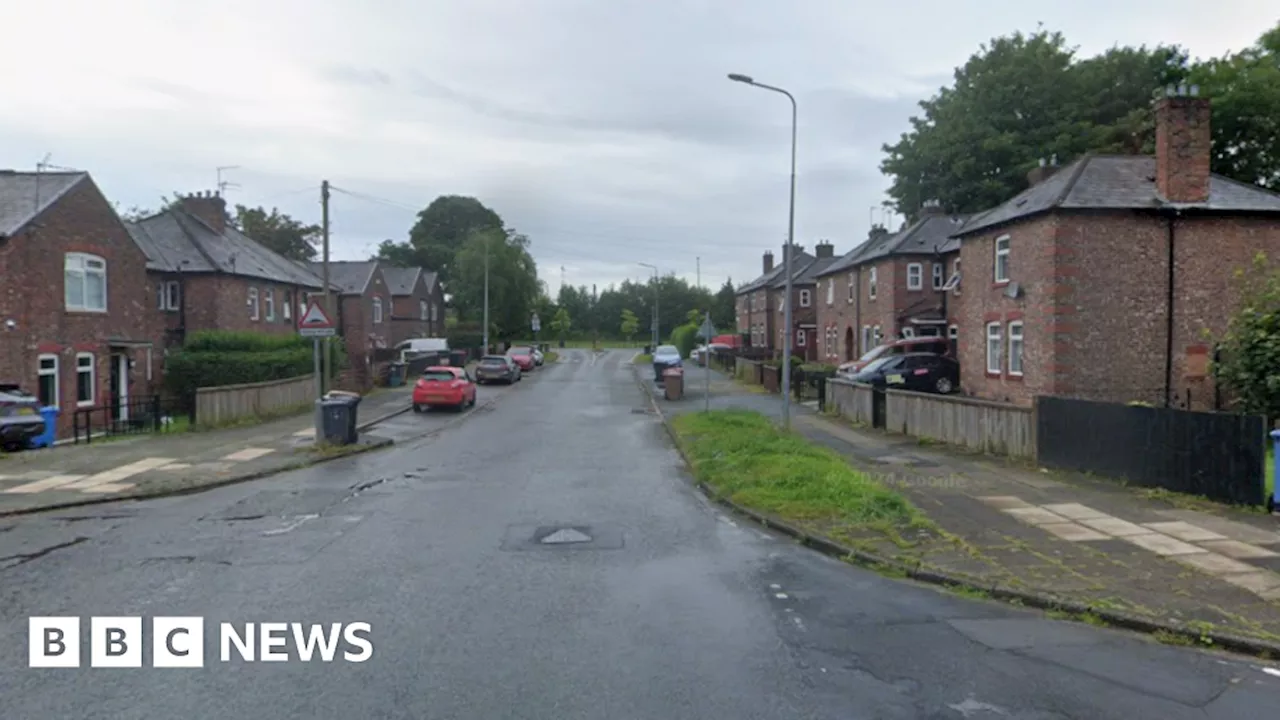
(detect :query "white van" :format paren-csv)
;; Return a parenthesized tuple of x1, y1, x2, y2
(395, 338, 449, 363)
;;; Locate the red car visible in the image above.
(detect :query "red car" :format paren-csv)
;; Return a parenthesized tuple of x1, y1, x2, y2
(507, 349, 535, 372)
(412, 366, 477, 412)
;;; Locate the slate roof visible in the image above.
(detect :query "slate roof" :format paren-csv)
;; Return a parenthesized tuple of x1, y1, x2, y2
(737, 250, 815, 295)
(381, 267, 421, 295)
(768, 256, 818, 289)
(126, 209, 327, 288)
(954, 154, 1280, 238)
(308, 261, 377, 294)
(794, 255, 842, 285)
(0, 171, 87, 237)
(820, 238, 875, 276)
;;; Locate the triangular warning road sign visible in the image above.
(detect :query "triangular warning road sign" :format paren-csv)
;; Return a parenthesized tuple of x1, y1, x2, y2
(298, 300, 334, 330)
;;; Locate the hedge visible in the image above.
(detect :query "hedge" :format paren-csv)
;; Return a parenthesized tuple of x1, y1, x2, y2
(164, 331, 346, 404)
(670, 323, 698, 359)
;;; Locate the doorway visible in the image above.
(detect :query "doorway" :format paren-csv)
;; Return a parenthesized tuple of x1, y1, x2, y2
(109, 353, 129, 422)
(844, 327, 854, 361)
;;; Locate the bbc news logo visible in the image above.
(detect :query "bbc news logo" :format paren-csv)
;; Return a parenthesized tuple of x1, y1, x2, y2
(29, 617, 373, 667)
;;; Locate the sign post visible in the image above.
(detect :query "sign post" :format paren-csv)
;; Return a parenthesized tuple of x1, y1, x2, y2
(701, 313, 714, 413)
(298, 299, 337, 438)
(531, 313, 541, 347)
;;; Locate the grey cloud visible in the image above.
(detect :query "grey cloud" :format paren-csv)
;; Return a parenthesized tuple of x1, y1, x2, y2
(320, 65, 393, 88)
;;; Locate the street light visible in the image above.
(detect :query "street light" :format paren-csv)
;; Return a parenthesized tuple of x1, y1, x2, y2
(728, 71, 798, 430)
(638, 262, 659, 350)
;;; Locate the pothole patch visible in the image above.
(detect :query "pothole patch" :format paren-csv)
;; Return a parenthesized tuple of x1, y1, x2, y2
(500, 523, 624, 551)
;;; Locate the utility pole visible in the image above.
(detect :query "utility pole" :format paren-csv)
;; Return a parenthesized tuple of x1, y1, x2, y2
(482, 233, 490, 354)
(321, 180, 331, 394)
(697, 257, 701, 290)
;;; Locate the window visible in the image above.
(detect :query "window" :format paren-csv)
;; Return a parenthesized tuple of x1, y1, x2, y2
(1008, 321, 1024, 376)
(907, 263, 923, 290)
(65, 253, 107, 312)
(847, 272, 855, 302)
(932, 263, 944, 290)
(431, 303, 438, 322)
(869, 267, 878, 299)
(948, 325, 959, 340)
(986, 322, 1003, 374)
(265, 289, 276, 321)
(953, 258, 962, 295)
(76, 353, 95, 407)
(801, 289, 812, 307)
(901, 326, 915, 339)
(157, 280, 180, 311)
(796, 330, 806, 347)
(873, 325, 883, 346)
(37, 354, 58, 408)
(248, 288, 260, 320)
(861, 326, 872, 354)
(373, 297, 383, 323)
(825, 279, 832, 305)
(299, 292, 308, 319)
(283, 291, 293, 320)
(420, 300, 429, 321)
(994, 235, 1010, 283)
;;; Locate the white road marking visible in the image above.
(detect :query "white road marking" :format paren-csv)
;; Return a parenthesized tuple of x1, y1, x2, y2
(64, 458, 176, 490)
(262, 514, 319, 536)
(769, 584, 782, 590)
(81, 483, 135, 494)
(1263, 667, 1280, 678)
(222, 447, 274, 462)
(293, 428, 315, 437)
(774, 593, 788, 599)
(2, 474, 87, 494)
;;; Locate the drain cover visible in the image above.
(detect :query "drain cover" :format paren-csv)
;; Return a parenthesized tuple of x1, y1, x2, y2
(540, 528, 592, 544)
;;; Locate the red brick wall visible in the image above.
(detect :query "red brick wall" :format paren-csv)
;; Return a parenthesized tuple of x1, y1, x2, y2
(0, 177, 162, 437)
(178, 275, 316, 336)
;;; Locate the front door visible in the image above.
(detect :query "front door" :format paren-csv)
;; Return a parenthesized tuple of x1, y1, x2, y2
(109, 353, 129, 422)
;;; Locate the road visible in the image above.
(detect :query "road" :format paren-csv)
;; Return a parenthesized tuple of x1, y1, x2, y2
(1, 348, 1278, 719)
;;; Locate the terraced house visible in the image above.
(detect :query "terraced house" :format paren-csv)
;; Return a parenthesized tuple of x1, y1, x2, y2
(0, 170, 162, 438)
(772, 241, 840, 361)
(313, 260, 392, 379)
(381, 266, 444, 346)
(949, 88, 1280, 409)
(735, 245, 814, 352)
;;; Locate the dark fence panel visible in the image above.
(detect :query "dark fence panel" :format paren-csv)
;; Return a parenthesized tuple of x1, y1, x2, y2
(871, 387, 887, 429)
(73, 395, 167, 445)
(1036, 396, 1266, 506)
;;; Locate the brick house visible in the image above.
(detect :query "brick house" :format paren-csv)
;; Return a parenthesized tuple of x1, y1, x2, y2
(814, 210, 967, 364)
(949, 88, 1280, 409)
(772, 241, 839, 361)
(0, 170, 163, 438)
(735, 246, 814, 352)
(126, 192, 330, 356)
(381, 267, 444, 345)
(312, 261, 392, 376)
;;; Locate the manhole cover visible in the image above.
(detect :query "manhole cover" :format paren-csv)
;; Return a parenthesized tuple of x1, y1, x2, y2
(540, 528, 592, 544)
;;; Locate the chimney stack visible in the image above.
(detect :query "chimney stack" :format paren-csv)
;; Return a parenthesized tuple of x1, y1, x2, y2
(1026, 156, 1062, 187)
(1155, 84, 1211, 204)
(180, 190, 228, 234)
(918, 199, 946, 218)
(868, 224, 888, 241)
(815, 241, 834, 259)
(763, 251, 774, 274)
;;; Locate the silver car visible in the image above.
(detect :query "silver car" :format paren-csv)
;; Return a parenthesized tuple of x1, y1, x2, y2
(652, 344, 683, 381)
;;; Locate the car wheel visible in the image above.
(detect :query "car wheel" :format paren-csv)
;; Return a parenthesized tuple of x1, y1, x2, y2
(412, 403, 426, 413)
(935, 377, 954, 394)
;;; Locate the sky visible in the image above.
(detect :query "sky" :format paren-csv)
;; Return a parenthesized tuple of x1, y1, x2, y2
(1, 0, 1275, 297)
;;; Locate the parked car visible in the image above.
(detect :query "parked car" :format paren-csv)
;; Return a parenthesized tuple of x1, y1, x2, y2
(475, 355, 521, 384)
(692, 343, 732, 366)
(849, 352, 959, 394)
(507, 348, 536, 372)
(412, 366, 478, 412)
(652, 344, 683, 381)
(0, 386, 44, 451)
(515, 345, 544, 366)
(838, 336, 951, 377)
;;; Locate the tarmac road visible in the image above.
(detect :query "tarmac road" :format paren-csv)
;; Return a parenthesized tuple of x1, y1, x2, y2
(1, 349, 1278, 719)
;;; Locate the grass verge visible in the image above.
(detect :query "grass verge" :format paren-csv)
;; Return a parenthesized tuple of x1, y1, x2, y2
(671, 410, 927, 532)
(543, 351, 560, 364)
(634, 353, 652, 364)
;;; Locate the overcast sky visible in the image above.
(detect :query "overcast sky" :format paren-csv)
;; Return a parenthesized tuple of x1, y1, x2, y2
(1, 1, 1273, 296)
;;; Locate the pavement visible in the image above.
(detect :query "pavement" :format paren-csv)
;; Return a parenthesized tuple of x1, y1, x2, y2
(645, 361, 1280, 652)
(0, 379, 517, 516)
(0, 349, 1278, 719)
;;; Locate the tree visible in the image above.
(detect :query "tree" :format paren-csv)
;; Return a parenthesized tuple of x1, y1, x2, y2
(712, 279, 736, 331)
(549, 308, 572, 342)
(115, 193, 184, 222)
(620, 309, 640, 343)
(1212, 253, 1280, 420)
(233, 205, 322, 262)
(448, 228, 540, 341)
(880, 28, 1192, 216)
(375, 195, 504, 289)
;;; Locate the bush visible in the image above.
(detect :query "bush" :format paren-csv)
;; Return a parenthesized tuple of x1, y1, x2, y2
(183, 330, 310, 353)
(447, 321, 484, 351)
(163, 331, 346, 404)
(670, 323, 698, 359)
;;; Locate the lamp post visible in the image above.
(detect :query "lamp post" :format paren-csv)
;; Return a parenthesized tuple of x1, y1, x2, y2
(728, 72, 797, 429)
(639, 262, 659, 350)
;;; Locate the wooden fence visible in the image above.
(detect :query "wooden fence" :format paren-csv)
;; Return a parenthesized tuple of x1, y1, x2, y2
(195, 374, 316, 427)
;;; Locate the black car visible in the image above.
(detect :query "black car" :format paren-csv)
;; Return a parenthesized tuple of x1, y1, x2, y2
(0, 387, 45, 451)
(850, 352, 959, 395)
(474, 355, 521, 385)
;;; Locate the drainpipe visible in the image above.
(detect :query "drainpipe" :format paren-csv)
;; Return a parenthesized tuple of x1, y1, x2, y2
(1164, 210, 1178, 408)
(854, 267, 862, 357)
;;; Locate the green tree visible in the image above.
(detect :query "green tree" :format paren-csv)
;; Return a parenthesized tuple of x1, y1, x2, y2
(233, 205, 322, 261)
(1212, 253, 1280, 420)
(375, 195, 504, 289)
(448, 228, 540, 341)
(620, 308, 640, 343)
(549, 307, 572, 342)
(712, 279, 736, 331)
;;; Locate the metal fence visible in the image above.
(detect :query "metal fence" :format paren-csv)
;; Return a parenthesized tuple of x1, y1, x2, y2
(1036, 396, 1266, 506)
(72, 395, 168, 444)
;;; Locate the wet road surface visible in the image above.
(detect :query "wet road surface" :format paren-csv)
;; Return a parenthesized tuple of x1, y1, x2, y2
(2, 349, 1279, 719)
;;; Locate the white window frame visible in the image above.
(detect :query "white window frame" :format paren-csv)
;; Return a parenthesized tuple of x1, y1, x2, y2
(861, 326, 872, 354)
(37, 354, 59, 408)
(868, 267, 878, 300)
(901, 326, 915, 339)
(948, 324, 959, 340)
(907, 263, 923, 290)
(283, 291, 293, 320)
(873, 325, 883, 346)
(430, 303, 438, 322)
(824, 279, 832, 305)
(986, 322, 1003, 375)
(265, 289, 276, 322)
(953, 258, 962, 295)
(298, 292, 308, 319)
(847, 272, 855, 303)
(248, 288, 260, 320)
(994, 235, 1010, 283)
(932, 263, 945, 290)
(157, 280, 180, 311)
(65, 253, 107, 312)
(1008, 321, 1024, 376)
(76, 352, 95, 407)
(801, 289, 812, 308)
(420, 300, 429, 321)
(373, 296, 383, 323)
(796, 329, 806, 347)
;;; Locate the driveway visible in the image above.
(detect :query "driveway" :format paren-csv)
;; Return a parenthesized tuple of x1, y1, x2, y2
(0, 349, 1277, 719)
